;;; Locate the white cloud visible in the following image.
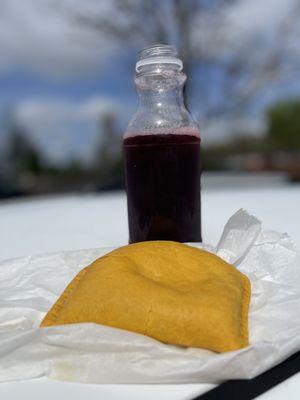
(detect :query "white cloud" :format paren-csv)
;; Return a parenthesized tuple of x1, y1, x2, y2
(194, 0, 300, 60)
(226, 0, 295, 40)
(0, 0, 117, 79)
(16, 97, 118, 125)
(14, 96, 120, 166)
(202, 117, 266, 145)
(16, 101, 78, 124)
(2, 0, 299, 86)
(82, 97, 119, 119)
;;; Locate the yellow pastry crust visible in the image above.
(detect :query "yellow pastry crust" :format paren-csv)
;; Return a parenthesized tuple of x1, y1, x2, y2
(41, 241, 251, 353)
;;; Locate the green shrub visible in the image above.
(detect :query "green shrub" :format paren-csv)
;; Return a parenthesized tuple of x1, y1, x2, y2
(267, 99, 300, 150)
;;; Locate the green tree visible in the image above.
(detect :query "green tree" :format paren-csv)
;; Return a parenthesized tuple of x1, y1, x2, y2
(7, 124, 42, 177)
(96, 111, 123, 189)
(267, 100, 300, 151)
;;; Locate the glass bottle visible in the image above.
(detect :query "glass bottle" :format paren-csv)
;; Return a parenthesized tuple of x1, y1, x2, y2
(123, 44, 201, 243)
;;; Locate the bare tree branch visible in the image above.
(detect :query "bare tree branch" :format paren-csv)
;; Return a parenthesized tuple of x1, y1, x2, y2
(49, 0, 300, 123)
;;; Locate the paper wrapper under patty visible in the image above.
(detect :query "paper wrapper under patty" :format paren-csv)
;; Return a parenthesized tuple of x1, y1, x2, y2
(0, 209, 299, 383)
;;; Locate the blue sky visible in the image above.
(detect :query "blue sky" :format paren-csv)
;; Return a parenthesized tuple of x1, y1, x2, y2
(0, 0, 300, 165)
(0, 56, 136, 109)
(1, 52, 299, 166)
(0, 52, 138, 166)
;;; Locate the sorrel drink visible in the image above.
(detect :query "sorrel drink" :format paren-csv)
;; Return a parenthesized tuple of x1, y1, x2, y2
(124, 131, 201, 243)
(124, 44, 202, 243)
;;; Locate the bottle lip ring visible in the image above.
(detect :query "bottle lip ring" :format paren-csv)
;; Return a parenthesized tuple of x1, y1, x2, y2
(135, 56, 183, 72)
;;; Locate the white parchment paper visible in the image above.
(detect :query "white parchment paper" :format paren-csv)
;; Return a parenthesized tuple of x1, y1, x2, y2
(0, 209, 299, 383)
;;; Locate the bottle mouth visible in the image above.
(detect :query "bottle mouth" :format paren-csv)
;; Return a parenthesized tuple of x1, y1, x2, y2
(136, 44, 183, 73)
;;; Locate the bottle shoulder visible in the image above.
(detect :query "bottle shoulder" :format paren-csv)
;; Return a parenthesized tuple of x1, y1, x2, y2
(125, 105, 199, 137)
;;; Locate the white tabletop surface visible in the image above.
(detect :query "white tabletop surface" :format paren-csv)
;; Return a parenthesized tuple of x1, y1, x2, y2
(0, 183, 299, 399)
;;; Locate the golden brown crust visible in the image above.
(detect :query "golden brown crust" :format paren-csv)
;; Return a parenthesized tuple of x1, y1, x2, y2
(40, 241, 251, 353)
(41, 267, 89, 327)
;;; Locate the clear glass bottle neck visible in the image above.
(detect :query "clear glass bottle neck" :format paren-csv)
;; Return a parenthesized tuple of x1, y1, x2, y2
(137, 86, 184, 108)
(126, 62, 198, 135)
(135, 64, 186, 108)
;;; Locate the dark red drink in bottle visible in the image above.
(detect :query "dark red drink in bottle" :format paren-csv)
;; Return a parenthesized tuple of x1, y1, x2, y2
(124, 45, 201, 243)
